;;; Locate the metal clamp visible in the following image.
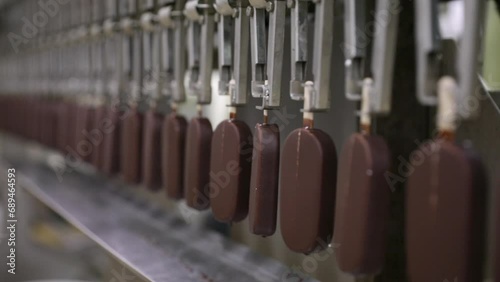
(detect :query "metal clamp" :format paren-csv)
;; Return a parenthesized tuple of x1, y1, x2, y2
(158, 6, 176, 28)
(117, 0, 142, 104)
(120, 17, 138, 35)
(229, 0, 250, 106)
(248, 0, 286, 110)
(457, 0, 485, 119)
(344, 0, 368, 101)
(369, 0, 399, 115)
(106, 0, 120, 21)
(103, 18, 120, 36)
(185, 1, 203, 96)
(213, 0, 250, 107)
(102, 0, 122, 101)
(157, 4, 175, 98)
(171, 0, 186, 103)
(140, 0, 157, 11)
(215, 3, 234, 96)
(138, 0, 162, 103)
(415, 0, 441, 106)
(288, 0, 308, 101)
(161, 0, 188, 103)
(90, 0, 107, 102)
(303, 0, 334, 112)
(185, 0, 216, 105)
(140, 12, 159, 32)
(415, 0, 485, 119)
(93, 0, 106, 25)
(215, 0, 236, 15)
(141, 25, 159, 101)
(90, 24, 104, 39)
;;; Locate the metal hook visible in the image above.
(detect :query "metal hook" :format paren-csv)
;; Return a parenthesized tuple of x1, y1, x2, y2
(249, 0, 286, 110)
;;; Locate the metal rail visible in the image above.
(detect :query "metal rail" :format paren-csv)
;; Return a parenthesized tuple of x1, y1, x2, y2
(0, 136, 318, 282)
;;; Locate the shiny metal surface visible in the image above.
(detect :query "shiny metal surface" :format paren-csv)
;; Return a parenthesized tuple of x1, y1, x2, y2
(289, 0, 308, 101)
(370, 0, 399, 115)
(249, 0, 286, 110)
(231, 4, 251, 106)
(344, 0, 367, 101)
(308, 0, 334, 112)
(0, 137, 318, 282)
(185, 0, 216, 105)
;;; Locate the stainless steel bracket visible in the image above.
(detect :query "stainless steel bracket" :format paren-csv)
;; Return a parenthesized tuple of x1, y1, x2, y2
(229, 0, 250, 106)
(415, 0, 441, 106)
(369, 0, 399, 115)
(415, 0, 485, 119)
(344, 0, 367, 101)
(249, 0, 286, 110)
(185, 0, 216, 105)
(303, 0, 334, 113)
(288, 0, 308, 101)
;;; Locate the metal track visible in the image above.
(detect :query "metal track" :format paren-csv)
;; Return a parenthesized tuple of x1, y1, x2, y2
(0, 137, 317, 282)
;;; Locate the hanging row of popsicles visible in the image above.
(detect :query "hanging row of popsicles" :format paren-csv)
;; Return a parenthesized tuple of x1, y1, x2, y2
(0, 0, 497, 281)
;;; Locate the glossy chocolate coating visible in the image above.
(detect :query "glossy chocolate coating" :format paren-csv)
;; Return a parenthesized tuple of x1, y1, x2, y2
(162, 113, 187, 199)
(57, 102, 70, 152)
(94, 106, 108, 171)
(84, 107, 96, 163)
(249, 123, 280, 236)
(2, 97, 9, 132)
(53, 102, 64, 149)
(101, 107, 121, 175)
(184, 117, 213, 210)
(38, 101, 48, 146)
(38, 101, 50, 147)
(49, 102, 58, 148)
(334, 133, 391, 275)
(24, 99, 33, 138)
(66, 102, 79, 151)
(42, 101, 58, 149)
(38, 102, 47, 145)
(16, 98, 24, 137)
(35, 100, 43, 141)
(27, 98, 37, 140)
(90, 106, 105, 168)
(407, 141, 486, 282)
(52, 102, 62, 149)
(21, 98, 32, 138)
(210, 119, 253, 223)
(120, 108, 144, 184)
(74, 105, 92, 162)
(279, 127, 337, 254)
(22, 98, 32, 139)
(141, 110, 163, 190)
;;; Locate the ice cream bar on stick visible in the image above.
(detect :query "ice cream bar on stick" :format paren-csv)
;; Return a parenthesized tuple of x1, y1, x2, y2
(119, 0, 146, 184)
(407, 1, 487, 281)
(157, 0, 189, 199)
(247, 0, 286, 237)
(279, 0, 336, 254)
(138, 0, 164, 190)
(334, 0, 398, 276)
(209, 0, 253, 223)
(183, 0, 217, 210)
(100, 0, 123, 175)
